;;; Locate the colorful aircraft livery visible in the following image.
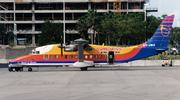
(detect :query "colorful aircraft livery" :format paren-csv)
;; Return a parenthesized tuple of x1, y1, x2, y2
(9, 15, 174, 71)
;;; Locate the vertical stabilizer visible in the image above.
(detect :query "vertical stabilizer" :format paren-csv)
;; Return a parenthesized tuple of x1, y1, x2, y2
(145, 15, 174, 48)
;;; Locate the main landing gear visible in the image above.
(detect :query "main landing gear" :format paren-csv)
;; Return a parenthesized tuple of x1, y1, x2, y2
(28, 68, 32, 72)
(9, 67, 23, 72)
(80, 67, 88, 71)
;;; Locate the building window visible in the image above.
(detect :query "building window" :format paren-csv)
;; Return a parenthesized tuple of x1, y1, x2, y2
(70, 55, 73, 59)
(65, 55, 68, 59)
(55, 55, 58, 59)
(75, 55, 78, 59)
(95, 55, 98, 59)
(85, 55, 88, 59)
(50, 55, 53, 59)
(45, 55, 48, 59)
(90, 55, 93, 59)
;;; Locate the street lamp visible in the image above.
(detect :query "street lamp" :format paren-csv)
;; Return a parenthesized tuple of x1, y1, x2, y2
(144, 3, 150, 42)
(63, 0, 65, 44)
(144, 3, 150, 21)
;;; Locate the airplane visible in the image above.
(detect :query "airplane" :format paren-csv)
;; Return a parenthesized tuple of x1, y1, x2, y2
(8, 15, 174, 72)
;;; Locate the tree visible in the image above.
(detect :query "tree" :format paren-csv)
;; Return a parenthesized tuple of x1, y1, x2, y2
(86, 9, 100, 44)
(76, 16, 88, 39)
(38, 20, 63, 46)
(97, 11, 114, 45)
(0, 23, 6, 44)
(146, 15, 162, 41)
(7, 31, 14, 46)
(170, 27, 180, 47)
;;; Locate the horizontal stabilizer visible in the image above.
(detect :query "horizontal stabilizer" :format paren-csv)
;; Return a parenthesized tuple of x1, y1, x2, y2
(155, 49, 166, 52)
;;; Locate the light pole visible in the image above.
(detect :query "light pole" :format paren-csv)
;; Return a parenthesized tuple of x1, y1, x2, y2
(63, 0, 65, 44)
(144, 3, 150, 42)
(144, 3, 150, 22)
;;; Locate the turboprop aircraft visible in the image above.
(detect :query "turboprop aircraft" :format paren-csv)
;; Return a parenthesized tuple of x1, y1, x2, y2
(8, 15, 174, 72)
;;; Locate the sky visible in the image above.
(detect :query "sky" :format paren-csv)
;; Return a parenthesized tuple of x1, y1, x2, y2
(147, 0, 180, 27)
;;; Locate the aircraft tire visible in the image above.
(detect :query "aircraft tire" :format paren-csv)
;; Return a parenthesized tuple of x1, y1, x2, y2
(19, 68, 23, 72)
(12, 68, 16, 72)
(80, 67, 88, 71)
(28, 68, 32, 72)
(173, 51, 176, 55)
(15, 68, 19, 72)
(8, 69, 12, 72)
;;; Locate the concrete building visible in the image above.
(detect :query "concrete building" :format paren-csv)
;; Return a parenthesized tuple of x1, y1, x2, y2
(0, 0, 154, 46)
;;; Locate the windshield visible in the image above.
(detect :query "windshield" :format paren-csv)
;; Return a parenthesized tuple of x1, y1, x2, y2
(29, 51, 40, 54)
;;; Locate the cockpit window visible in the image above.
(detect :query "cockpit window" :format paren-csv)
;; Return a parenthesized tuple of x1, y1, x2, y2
(29, 51, 40, 54)
(36, 51, 40, 54)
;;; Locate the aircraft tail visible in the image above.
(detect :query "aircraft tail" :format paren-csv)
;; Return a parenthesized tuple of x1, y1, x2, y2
(144, 15, 174, 48)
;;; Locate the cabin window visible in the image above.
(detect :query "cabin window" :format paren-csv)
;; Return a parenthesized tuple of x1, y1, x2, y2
(70, 55, 73, 59)
(105, 55, 107, 59)
(75, 55, 78, 59)
(85, 55, 88, 59)
(50, 55, 53, 59)
(95, 55, 98, 59)
(90, 55, 93, 59)
(55, 55, 58, 59)
(65, 55, 68, 59)
(100, 55, 102, 59)
(45, 55, 48, 59)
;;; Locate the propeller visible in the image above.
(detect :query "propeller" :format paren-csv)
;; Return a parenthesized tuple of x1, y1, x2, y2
(57, 36, 65, 57)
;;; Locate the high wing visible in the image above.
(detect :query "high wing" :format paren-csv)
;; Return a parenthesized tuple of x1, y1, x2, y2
(8, 15, 175, 71)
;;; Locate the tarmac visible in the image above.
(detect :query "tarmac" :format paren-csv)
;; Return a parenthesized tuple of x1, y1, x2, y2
(1, 65, 180, 100)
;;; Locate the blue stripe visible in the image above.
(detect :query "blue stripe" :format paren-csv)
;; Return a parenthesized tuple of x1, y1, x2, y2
(161, 23, 173, 25)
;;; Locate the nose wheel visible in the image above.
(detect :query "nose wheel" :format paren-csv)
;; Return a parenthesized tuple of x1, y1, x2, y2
(9, 67, 23, 72)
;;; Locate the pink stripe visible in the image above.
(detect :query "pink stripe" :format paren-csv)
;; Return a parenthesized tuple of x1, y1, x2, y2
(115, 48, 141, 61)
(162, 21, 173, 23)
(15, 59, 78, 62)
(148, 40, 169, 41)
(164, 18, 174, 19)
(13, 58, 107, 62)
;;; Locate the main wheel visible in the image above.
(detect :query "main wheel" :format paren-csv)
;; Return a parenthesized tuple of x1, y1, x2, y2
(12, 68, 16, 72)
(19, 68, 23, 72)
(28, 68, 32, 72)
(173, 51, 176, 55)
(80, 67, 88, 71)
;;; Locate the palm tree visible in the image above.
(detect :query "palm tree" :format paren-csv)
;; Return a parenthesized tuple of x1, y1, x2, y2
(38, 20, 63, 45)
(86, 9, 100, 44)
(100, 11, 114, 45)
(76, 16, 88, 39)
